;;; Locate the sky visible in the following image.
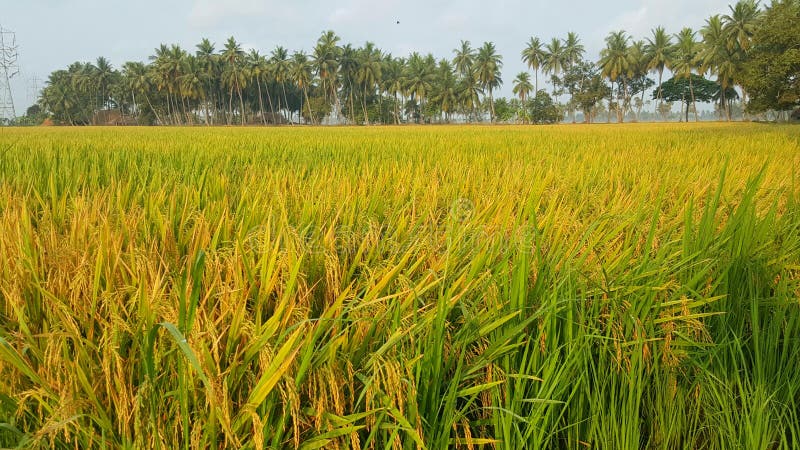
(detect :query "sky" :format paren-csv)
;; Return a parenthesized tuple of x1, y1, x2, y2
(2, 0, 735, 114)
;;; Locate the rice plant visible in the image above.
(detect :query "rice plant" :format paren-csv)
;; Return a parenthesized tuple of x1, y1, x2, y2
(0, 123, 798, 449)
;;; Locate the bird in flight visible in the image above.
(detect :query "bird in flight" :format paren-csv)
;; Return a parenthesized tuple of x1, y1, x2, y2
(396, 20, 400, 24)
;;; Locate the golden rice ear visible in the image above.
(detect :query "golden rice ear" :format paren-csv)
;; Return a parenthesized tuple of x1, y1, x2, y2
(1, 123, 798, 449)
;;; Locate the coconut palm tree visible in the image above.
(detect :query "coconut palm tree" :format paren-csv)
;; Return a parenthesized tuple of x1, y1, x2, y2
(148, 45, 170, 121)
(699, 15, 737, 120)
(195, 38, 218, 124)
(405, 52, 435, 123)
(722, 0, 760, 109)
(70, 62, 95, 112)
(543, 38, 566, 100)
(270, 46, 292, 123)
(338, 44, 360, 124)
(93, 57, 117, 111)
(150, 44, 187, 124)
(457, 68, 483, 123)
(645, 26, 673, 110)
(563, 32, 585, 68)
(290, 51, 315, 124)
(357, 42, 382, 124)
(122, 61, 161, 124)
(722, 0, 759, 52)
(521, 37, 546, 93)
(599, 30, 633, 122)
(672, 27, 700, 122)
(68, 63, 94, 123)
(41, 71, 77, 124)
(430, 59, 459, 123)
(512, 72, 533, 102)
(313, 30, 341, 122)
(562, 32, 585, 122)
(382, 56, 405, 124)
(221, 37, 247, 125)
(246, 50, 270, 125)
(453, 40, 476, 78)
(179, 55, 206, 124)
(475, 42, 503, 122)
(628, 39, 651, 121)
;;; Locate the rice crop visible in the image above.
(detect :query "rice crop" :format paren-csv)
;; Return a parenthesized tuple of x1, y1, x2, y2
(0, 123, 799, 449)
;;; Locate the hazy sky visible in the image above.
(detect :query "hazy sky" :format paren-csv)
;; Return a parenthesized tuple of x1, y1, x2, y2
(3, 0, 735, 113)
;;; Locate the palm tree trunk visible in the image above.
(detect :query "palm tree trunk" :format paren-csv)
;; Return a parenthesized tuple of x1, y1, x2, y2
(721, 85, 731, 121)
(174, 94, 182, 124)
(727, 96, 732, 121)
(332, 84, 341, 124)
(738, 85, 746, 121)
(181, 95, 192, 125)
(689, 76, 697, 122)
(167, 91, 175, 124)
(656, 68, 664, 113)
(265, 81, 276, 124)
(303, 87, 314, 125)
(637, 88, 646, 122)
(170, 92, 178, 125)
(683, 97, 688, 123)
(470, 98, 476, 124)
(281, 82, 290, 124)
(362, 84, 370, 125)
(228, 87, 234, 125)
(281, 81, 291, 125)
(206, 86, 214, 125)
(488, 87, 495, 123)
(237, 84, 246, 126)
(349, 85, 355, 125)
(571, 99, 576, 123)
(378, 91, 384, 125)
(275, 91, 282, 122)
(163, 92, 171, 125)
(204, 95, 211, 126)
(256, 78, 266, 125)
(143, 93, 161, 125)
(131, 90, 137, 121)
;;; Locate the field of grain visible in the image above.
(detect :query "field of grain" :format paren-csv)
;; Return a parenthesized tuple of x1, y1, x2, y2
(1, 124, 799, 449)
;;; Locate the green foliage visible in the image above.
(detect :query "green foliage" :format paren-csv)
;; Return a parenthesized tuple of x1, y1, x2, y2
(561, 61, 612, 123)
(657, 74, 724, 120)
(10, 105, 47, 126)
(492, 97, 517, 122)
(742, 0, 800, 113)
(301, 94, 332, 124)
(524, 90, 562, 124)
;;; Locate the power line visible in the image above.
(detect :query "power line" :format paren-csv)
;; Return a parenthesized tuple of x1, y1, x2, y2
(0, 25, 19, 123)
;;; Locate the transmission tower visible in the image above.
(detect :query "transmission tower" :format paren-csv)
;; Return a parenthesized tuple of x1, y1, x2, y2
(0, 25, 19, 123)
(27, 75, 42, 103)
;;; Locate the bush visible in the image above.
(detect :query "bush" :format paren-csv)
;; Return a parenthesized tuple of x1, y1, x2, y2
(525, 90, 562, 124)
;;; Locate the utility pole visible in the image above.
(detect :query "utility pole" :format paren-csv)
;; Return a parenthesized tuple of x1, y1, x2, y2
(0, 25, 20, 124)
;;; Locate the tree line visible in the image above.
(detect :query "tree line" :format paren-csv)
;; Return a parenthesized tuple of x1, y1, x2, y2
(24, 0, 799, 126)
